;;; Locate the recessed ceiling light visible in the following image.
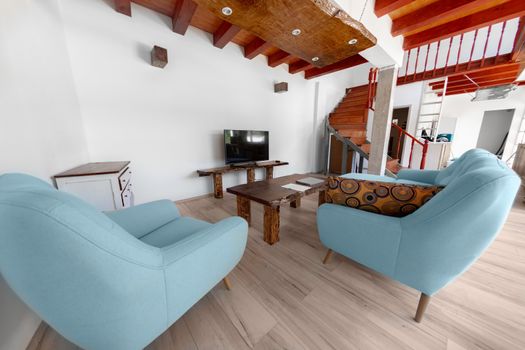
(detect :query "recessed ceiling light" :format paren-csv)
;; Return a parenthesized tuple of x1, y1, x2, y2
(222, 7, 233, 16)
(291, 28, 302, 36)
(348, 38, 358, 45)
(312, 57, 319, 62)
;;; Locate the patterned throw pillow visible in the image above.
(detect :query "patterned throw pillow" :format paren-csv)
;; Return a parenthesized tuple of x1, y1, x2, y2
(326, 176, 444, 217)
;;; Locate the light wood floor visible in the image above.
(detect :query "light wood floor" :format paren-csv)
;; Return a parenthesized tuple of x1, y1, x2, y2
(30, 193, 525, 350)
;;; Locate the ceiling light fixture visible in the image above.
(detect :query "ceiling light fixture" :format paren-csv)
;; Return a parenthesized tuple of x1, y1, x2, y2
(312, 57, 319, 62)
(222, 7, 233, 16)
(348, 38, 358, 45)
(291, 28, 302, 36)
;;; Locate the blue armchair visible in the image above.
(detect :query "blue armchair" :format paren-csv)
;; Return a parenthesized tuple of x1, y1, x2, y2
(0, 173, 248, 350)
(318, 149, 520, 322)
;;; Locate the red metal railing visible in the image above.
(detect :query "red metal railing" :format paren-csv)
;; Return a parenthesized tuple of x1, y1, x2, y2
(391, 123, 429, 169)
(367, 67, 378, 110)
(399, 18, 515, 81)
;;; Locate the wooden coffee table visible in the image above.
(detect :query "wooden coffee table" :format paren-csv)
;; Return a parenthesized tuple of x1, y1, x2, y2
(226, 174, 327, 245)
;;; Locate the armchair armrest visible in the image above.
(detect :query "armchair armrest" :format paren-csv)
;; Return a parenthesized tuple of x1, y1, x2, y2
(105, 199, 180, 238)
(397, 169, 440, 185)
(160, 216, 247, 266)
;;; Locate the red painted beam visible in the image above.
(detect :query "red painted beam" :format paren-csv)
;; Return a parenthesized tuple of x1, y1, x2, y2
(397, 54, 517, 84)
(444, 78, 517, 94)
(436, 76, 517, 91)
(244, 37, 272, 59)
(115, 0, 131, 16)
(432, 71, 518, 87)
(289, 60, 314, 74)
(268, 50, 291, 67)
(172, 0, 197, 35)
(392, 0, 493, 36)
(213, 21, 241, 49)
(375, 0, 415, 18)
(305, 55, 368, 79)
(403, 0, 525, 49)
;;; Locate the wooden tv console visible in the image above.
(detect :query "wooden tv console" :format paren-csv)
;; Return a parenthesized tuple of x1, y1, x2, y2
(197, 160, 289, 198)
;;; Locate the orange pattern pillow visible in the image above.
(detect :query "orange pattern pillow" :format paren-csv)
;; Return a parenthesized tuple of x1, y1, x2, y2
(326, 176, 443, 217)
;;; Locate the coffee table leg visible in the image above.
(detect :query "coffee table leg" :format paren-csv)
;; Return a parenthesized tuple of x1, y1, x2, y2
(290, 196, 301, 208)
(265, 167, 273, 180)
(213, 174, 223, 199)
(247, 168, 255, 183)
(318, 189, 327, 206)
(264, 205, 280, 245)
(237, 196, 251, 226)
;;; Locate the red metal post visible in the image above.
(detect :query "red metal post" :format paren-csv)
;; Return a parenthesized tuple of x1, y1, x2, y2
(404, 49, 412, 82)
(412, 46, 421, 81)
(432, 41, 441, 77)
(455, 33, 464, 72)
(420, 139, 429, 170)
(409, 138, 415, 168)
(367, 68, 373, 109)
(496, 21, 507, 60)
(444, 37, 453, 74)
(467, 29, 479, 70)
(422, 44, 430, 80)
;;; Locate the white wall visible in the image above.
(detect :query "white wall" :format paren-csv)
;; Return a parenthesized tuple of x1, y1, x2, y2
(60, 0, 357, 204)
(476, 109, 514, 153)
(0, 0, 89, 349)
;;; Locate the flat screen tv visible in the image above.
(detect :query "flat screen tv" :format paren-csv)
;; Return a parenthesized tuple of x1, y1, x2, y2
(224, 129, 269, 165)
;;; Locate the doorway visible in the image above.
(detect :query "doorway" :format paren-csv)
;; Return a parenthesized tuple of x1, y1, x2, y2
(389, 107, 410, 160)
(476, 109, 514, 158)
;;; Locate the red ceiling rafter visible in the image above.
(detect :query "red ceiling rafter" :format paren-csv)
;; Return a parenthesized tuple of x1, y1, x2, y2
(172, 0, 198, 35)
(244, 37, 272, 59)
(115, 0, 131, 16)
(305, 55, 368, 79)
(268, 50, 292, 68)
(289, 60, 314, 74)
(213, 22, 241, 49)
(375, 0, 415, 18)
(403, 0, 525, 49)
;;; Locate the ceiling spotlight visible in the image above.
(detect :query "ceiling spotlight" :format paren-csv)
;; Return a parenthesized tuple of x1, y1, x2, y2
(291, 28, 302, 36)
(348, 38, 358, 45)
(312, 57, 319, 62)
(222, 7, 233, 16)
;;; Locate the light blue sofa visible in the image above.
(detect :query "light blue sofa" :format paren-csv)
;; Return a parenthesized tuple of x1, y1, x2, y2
(0, 173, 248, 350)
(318, 149, 520, 322)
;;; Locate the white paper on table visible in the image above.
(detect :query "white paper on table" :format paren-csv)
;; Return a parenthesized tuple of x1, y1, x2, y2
(282, 183, 311, 192)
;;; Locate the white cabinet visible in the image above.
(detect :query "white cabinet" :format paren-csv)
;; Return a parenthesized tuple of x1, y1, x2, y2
(54, 162, 134, 211)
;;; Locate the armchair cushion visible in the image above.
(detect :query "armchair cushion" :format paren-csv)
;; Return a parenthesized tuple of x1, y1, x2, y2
(326, 176, 443, 217)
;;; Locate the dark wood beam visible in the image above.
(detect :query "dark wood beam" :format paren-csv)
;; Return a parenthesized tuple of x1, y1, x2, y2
(403, 0, 525, 49)
(397, 54, 518, 84)
(392, 0, 493, 36)
(213, 21, 241, 49)
(244, 37, 272, 59)
(375, 0, 415, 18)
(289, 60, 314, 74)
(172, 0, 197, 35)
(115, 0, 131, 16)
(268, 50, 292, 68)
(305, 55, 368, 79)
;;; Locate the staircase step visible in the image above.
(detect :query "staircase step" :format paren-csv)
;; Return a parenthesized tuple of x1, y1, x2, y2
(340, 96, 368, 105)
(337, 129, 367, 138)
(330, 123, 367, 130)
(346, 85, 369, 94)
(329, 116, 366, 125)
(334, 105, 368, 114)
(346, 136, 367, 145)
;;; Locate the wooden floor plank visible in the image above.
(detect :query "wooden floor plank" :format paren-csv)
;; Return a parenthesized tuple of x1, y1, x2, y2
(29, 193, 525, 350)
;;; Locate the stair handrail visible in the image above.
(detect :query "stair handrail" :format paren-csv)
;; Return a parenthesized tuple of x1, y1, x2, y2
(391, 123, 429, 170)
(327, 124, 370, 160)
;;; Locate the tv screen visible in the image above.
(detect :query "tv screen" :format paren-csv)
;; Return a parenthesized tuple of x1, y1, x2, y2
(224, 129, 269, 165)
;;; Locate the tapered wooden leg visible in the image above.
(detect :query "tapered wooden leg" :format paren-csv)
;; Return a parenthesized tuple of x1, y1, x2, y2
(264, 205, 280, 245)
(265, 166, 273, 179)
(318, 189, 327, 206)
(237, 196, 251, 226)
(290, 196, 301, 208)
(415, 293, 431, 322)
(223, 276, 232, 291)
(322, 249, 333, 264)
(247, 168, 255, 183)
(213, 174, 223, 198)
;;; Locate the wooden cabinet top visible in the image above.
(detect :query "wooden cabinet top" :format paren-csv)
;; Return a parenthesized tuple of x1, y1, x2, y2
(54, 161, 130, 178)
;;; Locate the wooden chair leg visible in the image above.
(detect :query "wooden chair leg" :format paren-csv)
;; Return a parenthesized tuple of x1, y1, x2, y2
(322, 249, 333, 264)
(223, 276, 232, 291)
(415, 293, 431, 322)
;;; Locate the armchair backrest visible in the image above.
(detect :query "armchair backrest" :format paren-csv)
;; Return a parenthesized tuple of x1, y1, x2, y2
(0, 173, 166, 349)
(395, 149, 520, 295)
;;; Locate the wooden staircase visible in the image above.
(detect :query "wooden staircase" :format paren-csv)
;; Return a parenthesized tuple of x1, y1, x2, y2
(327, 84, 400, 174)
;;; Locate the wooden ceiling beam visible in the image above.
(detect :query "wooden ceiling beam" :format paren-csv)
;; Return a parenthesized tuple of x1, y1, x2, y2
(172, 0, 198, 35)
(375, 0, 415, 18)
(430, 70, 518, 86)
(244, 37, 272, 60)
(213, 21, 241, 49)
(397, 54, 517, 84)
(392, 0, 493, 37)
(403, 0, 525, 49)
(443, 79, 516, 94)
(268, 50, 292, 68)
(114, 0, 131, 16)
(304, 55, 368, 79)
(436, 76, 517, 91)
(289, 60, 314, 74)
